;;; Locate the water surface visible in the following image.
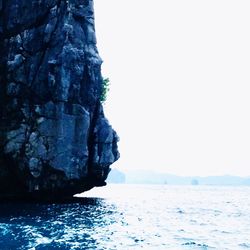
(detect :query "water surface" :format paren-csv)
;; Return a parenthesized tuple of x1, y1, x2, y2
(0, 185, 250, 249)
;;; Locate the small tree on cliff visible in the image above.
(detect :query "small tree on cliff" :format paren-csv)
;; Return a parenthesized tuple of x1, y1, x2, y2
(100, 77, 110, 104)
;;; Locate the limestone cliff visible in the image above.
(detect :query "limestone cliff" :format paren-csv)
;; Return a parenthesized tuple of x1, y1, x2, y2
(0, 0, 119, 199)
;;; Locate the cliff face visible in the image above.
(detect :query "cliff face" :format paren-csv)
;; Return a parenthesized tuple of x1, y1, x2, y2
(0, 0, 119, 199)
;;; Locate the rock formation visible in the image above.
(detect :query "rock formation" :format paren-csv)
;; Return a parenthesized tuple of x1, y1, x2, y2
(0, 0, 119, 199)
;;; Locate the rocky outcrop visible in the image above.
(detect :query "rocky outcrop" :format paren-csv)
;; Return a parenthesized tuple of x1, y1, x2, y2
(0, 0, 119, 199)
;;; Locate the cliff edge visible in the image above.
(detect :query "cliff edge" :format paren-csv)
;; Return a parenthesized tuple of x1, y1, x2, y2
(0, 0, 119, 199)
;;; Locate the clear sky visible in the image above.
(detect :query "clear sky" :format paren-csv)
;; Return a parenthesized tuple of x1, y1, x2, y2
(94, 0, 250, 176)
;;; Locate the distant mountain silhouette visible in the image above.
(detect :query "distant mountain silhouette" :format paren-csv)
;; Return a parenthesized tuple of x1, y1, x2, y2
(107, 169, 126, 183)
(117, 170, 250, 186)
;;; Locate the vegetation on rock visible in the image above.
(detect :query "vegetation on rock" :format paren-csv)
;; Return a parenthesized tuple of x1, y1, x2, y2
(100, 78, 110, 103)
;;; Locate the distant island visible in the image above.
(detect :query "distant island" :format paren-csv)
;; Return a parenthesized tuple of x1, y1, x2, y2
(107, 169, 126, 184)
(107, 169, 250, 186)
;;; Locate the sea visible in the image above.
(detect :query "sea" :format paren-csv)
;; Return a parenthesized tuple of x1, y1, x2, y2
(0, 184, 249, 250)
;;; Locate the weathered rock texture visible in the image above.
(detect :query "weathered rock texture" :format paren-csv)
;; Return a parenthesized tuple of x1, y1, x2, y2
(0, 0, 119, 199)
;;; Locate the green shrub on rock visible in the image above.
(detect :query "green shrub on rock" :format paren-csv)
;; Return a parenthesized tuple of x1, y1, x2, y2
(100, 78, 110, 103)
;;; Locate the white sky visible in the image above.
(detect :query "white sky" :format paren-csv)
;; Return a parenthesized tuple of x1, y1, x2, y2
(94, 0, 250, 176)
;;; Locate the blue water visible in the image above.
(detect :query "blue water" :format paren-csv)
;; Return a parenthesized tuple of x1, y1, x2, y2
(0, 185, 250, 249)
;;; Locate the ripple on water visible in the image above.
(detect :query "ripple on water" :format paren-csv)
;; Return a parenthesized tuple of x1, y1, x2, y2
(239, 243, 250, 248)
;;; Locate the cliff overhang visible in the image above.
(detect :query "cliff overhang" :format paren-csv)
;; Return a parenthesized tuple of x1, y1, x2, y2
(0, 0, 119, 200)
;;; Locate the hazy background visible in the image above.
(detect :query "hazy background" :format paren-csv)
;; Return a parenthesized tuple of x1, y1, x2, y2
(95, 0, 250, 177)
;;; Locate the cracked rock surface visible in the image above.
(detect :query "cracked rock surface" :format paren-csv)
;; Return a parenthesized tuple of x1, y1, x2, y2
(0, 0, 119, 199)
